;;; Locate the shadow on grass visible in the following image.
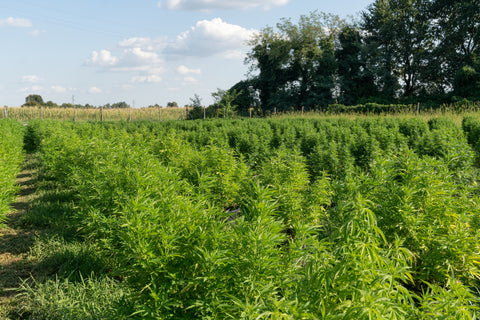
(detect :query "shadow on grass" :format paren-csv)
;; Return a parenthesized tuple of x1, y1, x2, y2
(13, 155, 112, 283)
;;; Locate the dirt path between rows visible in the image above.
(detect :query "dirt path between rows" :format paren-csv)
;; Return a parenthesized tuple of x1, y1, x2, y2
(0, 160, 37, 306)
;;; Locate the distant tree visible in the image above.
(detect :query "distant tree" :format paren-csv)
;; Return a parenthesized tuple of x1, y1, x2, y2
(188, 94, 203, 119)
(45, 101, 59, 108)
(110, 102, 129, 109)
(229, 80, 258, 115)
(211, 88, 240, 118)
(23, 94, 44, 106)
(167, 101, 178, 108)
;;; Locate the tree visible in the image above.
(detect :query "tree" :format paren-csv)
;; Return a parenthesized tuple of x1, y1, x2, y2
(429, 0, 480, 91)
(229, 80, 259, 115)
(167, 101, 178, 108)
(454, 62, 480, 99)
(247, 11, 345, 112)
(106, 102, 129, 109)
(45, 101, 59, 108)
(335, 26, 378, 105)
(362, 0, 431, 99)
(23, 94, 44, 106)
(211, 88, 240, 118)
(188, 94, 203, 119)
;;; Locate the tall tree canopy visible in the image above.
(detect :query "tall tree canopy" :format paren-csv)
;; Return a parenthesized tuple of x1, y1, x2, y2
(362, 0, 432, 99)
(335, 26, 378, 105)
(235, 1, 480, 113)
(246, 11, 345, 111)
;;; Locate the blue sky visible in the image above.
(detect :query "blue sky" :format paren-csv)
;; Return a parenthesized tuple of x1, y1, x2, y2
(0, 0, 373, 107)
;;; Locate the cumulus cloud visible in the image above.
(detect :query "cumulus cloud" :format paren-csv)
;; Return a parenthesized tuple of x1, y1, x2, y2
(22, 75, 42, 83)
(84, 50, 119, 67)
(112, 48, 163, 72)
(131, 75, 162, 83)
(177, 65, 201, 75)
(165, 18, 255, 57)
(0, 17, 33, 27)
(85, 47, 164, 74)
(158, 0, 289, 10)
(88, 86, 102, 94)
(118, 37, 166, 51)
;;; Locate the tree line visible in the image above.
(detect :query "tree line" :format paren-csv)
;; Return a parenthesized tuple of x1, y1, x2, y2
(228, 0, 479, 115)
(22, 94, 180, 109)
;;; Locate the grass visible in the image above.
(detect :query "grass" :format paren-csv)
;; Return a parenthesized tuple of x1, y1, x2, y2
(0, 155, 134, 319)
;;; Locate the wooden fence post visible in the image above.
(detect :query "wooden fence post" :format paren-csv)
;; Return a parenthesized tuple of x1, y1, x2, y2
(101, 106, 104, 121)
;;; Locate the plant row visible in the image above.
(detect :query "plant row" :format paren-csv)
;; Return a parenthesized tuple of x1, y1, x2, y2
(0, 120, 24, 223)
(25, 117, 480, 319)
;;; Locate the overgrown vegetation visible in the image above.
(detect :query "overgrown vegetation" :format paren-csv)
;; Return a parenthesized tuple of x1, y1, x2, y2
(3, 116, 480, 319)
(0, 120, 24, 224)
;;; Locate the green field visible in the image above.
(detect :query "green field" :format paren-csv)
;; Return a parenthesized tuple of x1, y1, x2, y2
(2, 115, 480, 319)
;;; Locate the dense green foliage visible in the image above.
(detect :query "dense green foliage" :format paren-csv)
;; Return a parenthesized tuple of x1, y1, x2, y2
(240, 0, 479, 112)
(16, 116, 480, 319)
(0, 120, 24, 223)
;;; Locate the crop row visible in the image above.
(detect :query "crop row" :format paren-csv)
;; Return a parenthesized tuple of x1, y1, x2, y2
(26, 117, 480, 319)
(0, 120, 24, 223)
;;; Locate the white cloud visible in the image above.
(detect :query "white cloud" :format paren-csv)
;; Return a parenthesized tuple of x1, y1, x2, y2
(51, 85, 67, 93)
(177, 65, 201, 75)
(84, 50, 119, 67)
(88, 86, 102, 94)
(22, 75, 42, 83)
(85, 47, 164, 73)
(112, 48, 163, 72)
(166, 18, 256, 57)
(131, 75, 163, 83)
(158, 0, 288, 10)
(0, 17, 33, 27)
(118, 37, 166, 51)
